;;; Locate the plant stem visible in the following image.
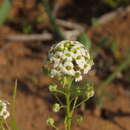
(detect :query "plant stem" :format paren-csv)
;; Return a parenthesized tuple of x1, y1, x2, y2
(52, 124, 59, 130)
(56, 90, 66, 96)
(41, 0, 65, 40)
(71, 97, 78, 115)
(53, 93, 63, 105)
(11, 80, 19, 130)
(75, 97, 89, 109)
(65, 78, 74, 130)
(66, 91, 72, 130)
(5, 120, 11, 130)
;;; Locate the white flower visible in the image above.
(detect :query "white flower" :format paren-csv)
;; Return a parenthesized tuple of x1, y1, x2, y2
(75, 76, 82, 82)
(75, 57, 86, 69)
(0, 110, 10, 120)
(50, 57, 60, 66)
(62, 50, 73, 61)
(0, 100, 10, 120)
(62, 62, 75, 76)
(79, 48, 86, 56)
(74, 41, 84, 48)
(72, 50, 82, 59)
(55, 51, 64, 58)
(83, 64, 92, 74)
(48, 40, 93, 82)
(55, 40, 66, 48)
(75, 71, 82, 82)
(51, 69, 61, 77)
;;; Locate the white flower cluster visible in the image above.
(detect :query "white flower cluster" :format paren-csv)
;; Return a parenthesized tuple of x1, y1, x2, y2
(48, 40, 93, 82)
(0, 100, 10, 120)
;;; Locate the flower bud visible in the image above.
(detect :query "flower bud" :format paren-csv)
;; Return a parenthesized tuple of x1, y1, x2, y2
(46, 117, 55, 126)
(86, 84, 94, 99)
(76, 115, 83, 124)
(49, 84, 57, 92)
(52, 103, 60, 112)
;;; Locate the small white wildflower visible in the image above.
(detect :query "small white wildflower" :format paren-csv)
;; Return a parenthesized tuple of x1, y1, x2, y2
(0, 100, 10, 120)
(73, 50, 82, 59)
(75, 71, 82, 82)
(74, 41, 84, 48)
(83, 64, 92, 74)
(51, 69, 61, 77)
(0, 110, 10, 120)
(62, 62, 75, 76)
(55, 51, 64, 58)
(63, 50, 73, 61)
(50, 57, 60, 67)
(75, 57, 86, 69)
(79, 48, 86, 56)
(75, 76, 82, 82)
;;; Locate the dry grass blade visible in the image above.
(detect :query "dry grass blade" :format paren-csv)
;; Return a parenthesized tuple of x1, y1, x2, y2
(0, 33, 53, 41)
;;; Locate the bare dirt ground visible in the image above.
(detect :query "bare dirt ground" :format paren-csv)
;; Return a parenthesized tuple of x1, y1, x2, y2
(0, 1, 130, 130)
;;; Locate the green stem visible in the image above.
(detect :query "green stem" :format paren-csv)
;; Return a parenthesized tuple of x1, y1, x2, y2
(71, 97, 78, 115)
(0, 121, 5, 130)
(56, 90, 66, 96)
(11, 80, 19, 130)
(5, 120, 11, 130)
(41, 0, 65, 40)
(52, 124, 59, 130)
(53, 93, 63, 106)
(65, 78, 74, 130)
(75, 97, 89, 109)
(63, 77, 74, 130)
(66, 92, 72, 130)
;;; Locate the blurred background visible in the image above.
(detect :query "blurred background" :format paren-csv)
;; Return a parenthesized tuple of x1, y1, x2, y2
(0, 0, 130, 130)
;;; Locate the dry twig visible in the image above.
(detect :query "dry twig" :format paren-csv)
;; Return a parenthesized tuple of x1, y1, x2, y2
(0, 33, 53, 41)
(57, 19, 85, 31)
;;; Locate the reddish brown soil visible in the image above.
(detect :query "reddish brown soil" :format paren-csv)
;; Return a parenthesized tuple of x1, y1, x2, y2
(0, 1, 130, 130)
(87, 11, 130, 60)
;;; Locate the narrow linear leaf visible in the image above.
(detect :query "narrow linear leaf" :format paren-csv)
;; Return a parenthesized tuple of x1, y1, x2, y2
(40, 0, 65, 40)
(78, 32, 92, 50)
(0, 0, 12, 25)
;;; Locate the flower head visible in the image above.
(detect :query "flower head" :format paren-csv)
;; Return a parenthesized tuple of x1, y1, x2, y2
(0, 100, 10, 120)
(48, 40, 93, 82)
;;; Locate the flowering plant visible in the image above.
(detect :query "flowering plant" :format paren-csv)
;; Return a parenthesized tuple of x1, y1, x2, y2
(45, 40, 94, 130)
(0, 100, 10, 120)
(0, 100, 10, 129)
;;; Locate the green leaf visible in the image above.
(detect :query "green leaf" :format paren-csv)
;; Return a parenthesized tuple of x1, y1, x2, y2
(78, 32, 92, 50)
(0, 0, 12, 25)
